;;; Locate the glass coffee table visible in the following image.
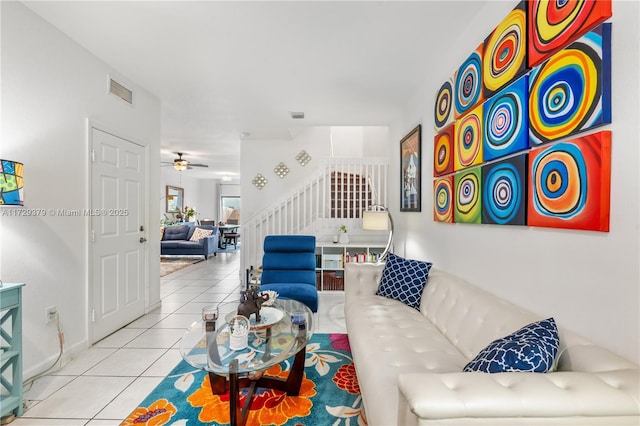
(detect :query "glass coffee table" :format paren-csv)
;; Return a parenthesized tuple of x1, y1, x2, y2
(179, 298, 313, 426)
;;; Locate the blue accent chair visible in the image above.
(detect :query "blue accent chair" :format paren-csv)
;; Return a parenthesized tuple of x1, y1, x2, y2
(259, 235, 318, 313)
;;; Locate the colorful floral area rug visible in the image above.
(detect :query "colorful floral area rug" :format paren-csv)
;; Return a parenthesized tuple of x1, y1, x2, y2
(122, 333, 367, 426)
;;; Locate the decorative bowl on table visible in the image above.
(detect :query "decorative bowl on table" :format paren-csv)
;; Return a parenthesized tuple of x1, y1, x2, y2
(259, 290, 278, 306)
(225, 306, 283, 331)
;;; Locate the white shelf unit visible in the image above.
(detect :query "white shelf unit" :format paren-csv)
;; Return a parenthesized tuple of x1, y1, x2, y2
(315, 242, 387, 291)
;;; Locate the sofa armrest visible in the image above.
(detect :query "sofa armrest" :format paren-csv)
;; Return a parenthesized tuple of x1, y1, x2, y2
(344, 262, 385, 302)
(397, 370, 640, 422)
(202, 233, 218, 254)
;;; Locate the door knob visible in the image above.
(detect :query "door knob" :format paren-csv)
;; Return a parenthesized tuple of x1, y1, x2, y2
(140, 237, 147, 243)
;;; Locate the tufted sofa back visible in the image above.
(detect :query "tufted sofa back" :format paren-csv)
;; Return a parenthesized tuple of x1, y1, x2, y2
(422, 268, 637, 372)
(162, 225, 191, 240)
(421, 269, 540, 361)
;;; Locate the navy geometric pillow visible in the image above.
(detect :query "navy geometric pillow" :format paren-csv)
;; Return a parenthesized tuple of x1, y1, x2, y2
(463, 317, 560, 373)
(376, 253, 433, 310)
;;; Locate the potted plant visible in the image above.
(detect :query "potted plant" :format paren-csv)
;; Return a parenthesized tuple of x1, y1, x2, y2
(339, 224, 349, 244)
(184, 206, 196, 222)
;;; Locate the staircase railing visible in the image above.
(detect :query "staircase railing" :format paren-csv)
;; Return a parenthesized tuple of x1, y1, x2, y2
(240, 158, 388, 277)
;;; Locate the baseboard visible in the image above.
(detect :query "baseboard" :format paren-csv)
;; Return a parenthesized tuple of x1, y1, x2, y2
(146, 300, 161, 314)
(23, 339, 89, 382)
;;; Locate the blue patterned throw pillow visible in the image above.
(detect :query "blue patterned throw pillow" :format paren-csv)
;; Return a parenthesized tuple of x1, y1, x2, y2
(376, 253, 433, 310)
(463, 318, 560, 373)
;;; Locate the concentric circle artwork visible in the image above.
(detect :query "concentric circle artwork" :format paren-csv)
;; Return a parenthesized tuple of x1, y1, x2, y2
(528, 0, 612, 68)
(454, 105, 483, 171)
(528, 131, 611, 232)
(433, 124, 454, 177)
(483, 1, 528, 98)
(484, 74, 529, 161)
(482, 154, 527, 225)
(529, 24, 611, 146)
(434, 176, 454, 223)
(434, 78, 454, 132)
(454, 167, 482, 224)
(454, 45, 484, 118)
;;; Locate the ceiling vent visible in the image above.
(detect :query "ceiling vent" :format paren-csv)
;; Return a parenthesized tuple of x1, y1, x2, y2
(109, 78, 133, 104)
(290, 111, 305, 119)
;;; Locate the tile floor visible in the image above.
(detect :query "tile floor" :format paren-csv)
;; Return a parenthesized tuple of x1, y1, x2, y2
(12, 251, 346, 425)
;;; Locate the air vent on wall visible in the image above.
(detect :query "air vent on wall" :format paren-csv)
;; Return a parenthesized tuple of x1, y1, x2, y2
(109, 78, 133, 104)
(290, 111, 305, 119)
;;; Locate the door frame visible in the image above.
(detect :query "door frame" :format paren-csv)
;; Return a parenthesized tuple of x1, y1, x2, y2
(86, 118, 150, 345)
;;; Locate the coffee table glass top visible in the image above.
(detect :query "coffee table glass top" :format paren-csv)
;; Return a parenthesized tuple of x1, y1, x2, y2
(180, 298, 313, 375)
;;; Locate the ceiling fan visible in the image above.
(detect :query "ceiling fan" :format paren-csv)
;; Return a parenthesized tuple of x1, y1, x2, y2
(161, 152, 209, 171)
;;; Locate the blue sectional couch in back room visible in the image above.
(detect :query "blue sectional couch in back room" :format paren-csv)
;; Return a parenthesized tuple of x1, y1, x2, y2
(160, 224, 219, 259)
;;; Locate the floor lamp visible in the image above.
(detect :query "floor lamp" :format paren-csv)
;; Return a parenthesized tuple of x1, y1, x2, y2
(362, 205, 394, 262)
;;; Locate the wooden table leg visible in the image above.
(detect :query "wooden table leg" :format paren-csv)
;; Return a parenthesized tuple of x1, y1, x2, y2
(284, 340, 306, 396)
(229, 359, 241, 426)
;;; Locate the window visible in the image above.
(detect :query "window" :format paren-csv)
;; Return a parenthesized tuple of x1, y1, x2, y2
(221, 196, 241, 224)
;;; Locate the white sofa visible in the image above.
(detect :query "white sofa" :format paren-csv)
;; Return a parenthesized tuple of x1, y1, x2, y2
(344, 263, 640, 425)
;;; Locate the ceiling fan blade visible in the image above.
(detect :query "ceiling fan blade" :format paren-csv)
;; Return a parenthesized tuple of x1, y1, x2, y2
(188, 163, 209, 168)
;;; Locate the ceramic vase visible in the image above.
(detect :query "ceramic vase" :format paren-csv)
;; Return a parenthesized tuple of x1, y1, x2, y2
(339, 233, 349, 244)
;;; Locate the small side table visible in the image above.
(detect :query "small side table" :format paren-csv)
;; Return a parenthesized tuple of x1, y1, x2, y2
(180, 299, 313, 426)
(0, 283, 25, 418)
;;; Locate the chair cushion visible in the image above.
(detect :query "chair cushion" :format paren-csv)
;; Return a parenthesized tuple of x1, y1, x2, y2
(264, 235, 316, 252)
(376, 253, 433, 310)
(463, 317, 560, 373)
(260, 283, 318, 313)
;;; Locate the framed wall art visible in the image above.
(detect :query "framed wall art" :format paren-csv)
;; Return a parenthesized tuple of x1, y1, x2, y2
(400, 124, 422, 212)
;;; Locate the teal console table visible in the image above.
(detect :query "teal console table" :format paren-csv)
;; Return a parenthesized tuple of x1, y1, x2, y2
(0, 283, 25, 418)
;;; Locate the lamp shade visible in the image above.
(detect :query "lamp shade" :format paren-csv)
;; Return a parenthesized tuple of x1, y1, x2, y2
(362, 205, 394, 261)
(0, 159, 24, 205)
(362, 211, 389, 231)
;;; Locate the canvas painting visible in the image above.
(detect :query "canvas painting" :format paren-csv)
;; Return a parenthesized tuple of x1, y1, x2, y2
(483, 74, 529, 162)
(528, 0, 612, 68)
(454, 43, 484, 118)
(433, 124, 454, 177)
(0, 159, 24, 205)
(528, 131, 611, 232)
(434, 78, 455, 132)
(483, 0, 528, 98)
(529, 23, 611, 146)
(454, 167, 482, 224)
(400, 125, 421, 212)
(434, 176, 455, 223)
(482, 154, 528, 225)
(454, 104, 483, 171)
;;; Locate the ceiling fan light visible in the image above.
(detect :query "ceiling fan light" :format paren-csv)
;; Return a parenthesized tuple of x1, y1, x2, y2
(174, 159, 188, 171)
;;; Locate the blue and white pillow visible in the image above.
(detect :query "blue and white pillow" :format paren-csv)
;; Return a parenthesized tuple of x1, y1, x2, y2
(376, 253, 433, 310)
(463, 317, 560, 373)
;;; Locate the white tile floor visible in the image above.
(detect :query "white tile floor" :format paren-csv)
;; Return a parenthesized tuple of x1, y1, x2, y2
(13, 251, 346, 425)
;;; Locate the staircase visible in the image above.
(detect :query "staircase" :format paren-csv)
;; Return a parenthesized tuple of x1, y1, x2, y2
(241, 158, 388, 276)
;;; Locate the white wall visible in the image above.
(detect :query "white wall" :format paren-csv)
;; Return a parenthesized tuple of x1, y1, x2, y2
(160, 168, 226, 223)
(0, 2, 161, 377)
(241, 127, 332, 219)
(241, 126, 389, 220)
(388, 0, 640, 363)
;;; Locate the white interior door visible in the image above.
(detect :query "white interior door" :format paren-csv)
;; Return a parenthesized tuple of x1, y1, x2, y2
(90, 127, 147, 343)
